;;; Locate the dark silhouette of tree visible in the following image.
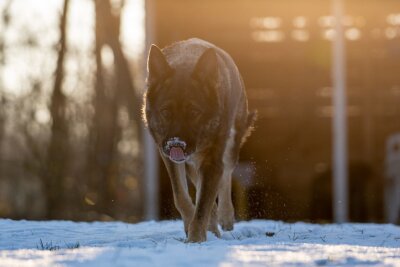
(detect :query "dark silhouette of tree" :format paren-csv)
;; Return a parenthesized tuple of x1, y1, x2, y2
(43, 0, 70, 219)
(86, 0, 141, 217)
(0, 1, 12, 137)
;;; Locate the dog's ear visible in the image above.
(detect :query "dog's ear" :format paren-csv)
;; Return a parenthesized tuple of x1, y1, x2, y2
(192, 48, 218, 84)
(147, 44, 173, 85)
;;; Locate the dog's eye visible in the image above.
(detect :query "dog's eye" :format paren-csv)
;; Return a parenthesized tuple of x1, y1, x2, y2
(189, 107, 202, 118)
(160, 108, 171, 119)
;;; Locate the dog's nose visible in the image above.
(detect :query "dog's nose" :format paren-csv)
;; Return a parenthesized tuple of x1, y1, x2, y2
(165, 137, 187, 151)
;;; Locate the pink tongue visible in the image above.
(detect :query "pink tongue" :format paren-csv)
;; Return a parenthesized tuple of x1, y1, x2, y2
(169, 147, 185, 162)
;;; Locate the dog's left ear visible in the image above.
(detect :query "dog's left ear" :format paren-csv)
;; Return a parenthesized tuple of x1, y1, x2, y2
(192, 48, 218, 84)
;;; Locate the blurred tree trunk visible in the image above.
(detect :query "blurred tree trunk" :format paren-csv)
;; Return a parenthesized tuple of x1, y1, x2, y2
(43, 0, 70, 219)
(96, 0, 141, 136)
(0, 0, 12, 157)
(86, 0, 141, 218)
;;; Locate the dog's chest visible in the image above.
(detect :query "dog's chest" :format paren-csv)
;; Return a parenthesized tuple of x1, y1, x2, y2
(186, 127, 236, 170)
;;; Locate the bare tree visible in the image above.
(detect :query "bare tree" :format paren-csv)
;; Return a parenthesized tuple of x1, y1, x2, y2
(85, 0, 141, 218)
(0, 0, 12, 158)
(43, 0, 70, 219)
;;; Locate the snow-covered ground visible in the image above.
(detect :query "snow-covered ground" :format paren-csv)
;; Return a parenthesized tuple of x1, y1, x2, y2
(0, 219, 399, 266)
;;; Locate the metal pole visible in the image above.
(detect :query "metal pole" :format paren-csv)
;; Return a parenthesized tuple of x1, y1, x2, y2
(143, 0, 159, 220)
(332, 0, 348, 223)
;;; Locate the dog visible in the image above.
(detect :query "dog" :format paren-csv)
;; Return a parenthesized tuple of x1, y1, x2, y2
(143, 38, 255, 242)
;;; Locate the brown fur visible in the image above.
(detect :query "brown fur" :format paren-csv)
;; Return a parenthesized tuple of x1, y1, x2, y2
(143, 38, 255, 242)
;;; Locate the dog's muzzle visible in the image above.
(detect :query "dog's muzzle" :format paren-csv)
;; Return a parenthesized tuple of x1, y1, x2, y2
(164, 137, 187, 164)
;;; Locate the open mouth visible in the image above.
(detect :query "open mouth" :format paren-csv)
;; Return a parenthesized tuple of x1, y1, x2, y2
(165, 138, 187, 164)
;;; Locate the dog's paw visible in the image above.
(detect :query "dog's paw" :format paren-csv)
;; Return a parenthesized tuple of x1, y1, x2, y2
(218, 202, 235, 231)
(208, 223, 221, 238)
(219, 216, 234, 231)
(187, 223, 207, 243)
(187, 232, 207, 243)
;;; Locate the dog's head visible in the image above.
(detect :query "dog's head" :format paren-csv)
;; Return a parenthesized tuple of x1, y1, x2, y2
(143, 44, 221, 164)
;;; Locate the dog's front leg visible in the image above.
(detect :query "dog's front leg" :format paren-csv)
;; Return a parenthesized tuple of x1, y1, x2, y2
(188, 160, 223, 243)
(218, 167, 235, 231)
(161, 156, 194, 235)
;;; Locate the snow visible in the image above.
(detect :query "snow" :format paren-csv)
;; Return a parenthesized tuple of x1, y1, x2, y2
(0, 219, 399, 266)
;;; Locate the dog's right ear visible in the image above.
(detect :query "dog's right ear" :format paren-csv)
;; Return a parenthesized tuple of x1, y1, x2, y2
(147, 44, 173, 85)
(192, 48, 218, 85)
